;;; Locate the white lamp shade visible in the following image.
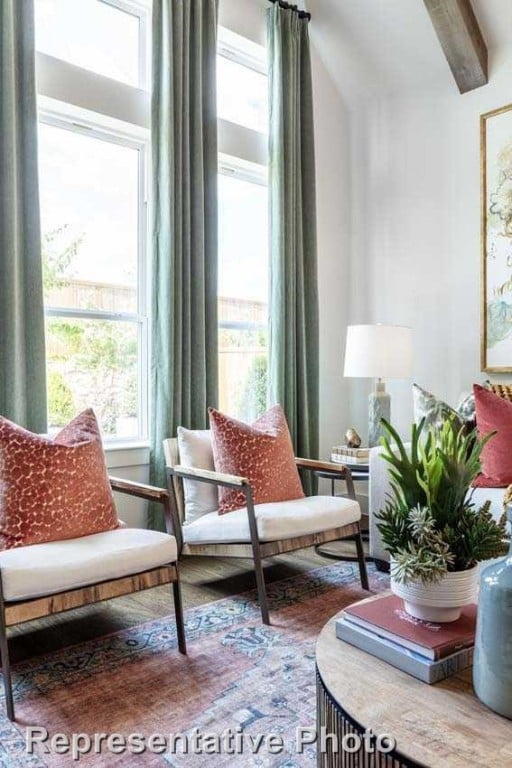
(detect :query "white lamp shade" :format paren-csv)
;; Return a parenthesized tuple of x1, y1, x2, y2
(343, 324, 413, 379)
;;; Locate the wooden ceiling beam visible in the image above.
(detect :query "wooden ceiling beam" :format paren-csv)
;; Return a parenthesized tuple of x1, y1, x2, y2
(423, 0, 488, 94)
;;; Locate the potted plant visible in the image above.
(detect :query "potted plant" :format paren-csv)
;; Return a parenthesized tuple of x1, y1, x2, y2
(375, 418, 507, 622)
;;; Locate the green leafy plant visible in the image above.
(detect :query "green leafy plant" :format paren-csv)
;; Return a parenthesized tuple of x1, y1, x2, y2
(42, 225, 82, 296)
(236, 354, 268, 422)
(47, 370, 75, 426)
(375, 418, 507, 585)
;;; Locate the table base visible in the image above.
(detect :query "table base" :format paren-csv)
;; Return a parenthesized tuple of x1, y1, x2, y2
(316, 668, 424, 768)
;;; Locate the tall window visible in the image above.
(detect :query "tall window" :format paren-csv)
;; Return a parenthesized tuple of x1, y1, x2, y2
(217, 28, 269, 421)
(35, 0, 147, 87)
(35, 0, 150, 441)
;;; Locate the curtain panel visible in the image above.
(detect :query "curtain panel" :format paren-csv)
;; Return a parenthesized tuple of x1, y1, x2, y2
(0, 0, 47, 432)
(267, 3, 319, 493)
(150, 0, 219, 528)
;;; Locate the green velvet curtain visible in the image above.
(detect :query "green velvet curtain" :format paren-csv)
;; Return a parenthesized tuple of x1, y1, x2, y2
(0, 0, 47, 432)
(149, 0, 219, 528)
(267, 3, 319, 493)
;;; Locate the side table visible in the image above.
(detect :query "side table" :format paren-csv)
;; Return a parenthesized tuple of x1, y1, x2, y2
(314, 464, 370, 563)
(314, 465, 369, 496)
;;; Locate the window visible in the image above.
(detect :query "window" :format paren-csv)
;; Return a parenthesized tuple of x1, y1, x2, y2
(218, 164, 268, 421)
(39, 119, 147, 439)
(217, 30, 269, 421)
(217, 56, 268, 134)
(217, 27, 268, 138)
(35, 0, 146, 88)
(35, 0, 150, 442)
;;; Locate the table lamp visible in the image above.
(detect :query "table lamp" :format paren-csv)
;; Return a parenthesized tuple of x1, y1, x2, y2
(343, 324, 413, 447)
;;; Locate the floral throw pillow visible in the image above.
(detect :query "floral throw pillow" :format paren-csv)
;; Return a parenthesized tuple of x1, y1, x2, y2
(455, 391, 477, 424)
(0, 409, 118, 549)
(413, 382, 512, 435)
(413, 384, 467, 432)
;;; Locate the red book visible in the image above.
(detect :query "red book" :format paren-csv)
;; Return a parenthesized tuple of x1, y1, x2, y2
(343, 595, 477, 660)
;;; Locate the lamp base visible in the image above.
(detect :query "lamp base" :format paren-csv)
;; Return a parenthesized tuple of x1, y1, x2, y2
(369, 382, 390, 448)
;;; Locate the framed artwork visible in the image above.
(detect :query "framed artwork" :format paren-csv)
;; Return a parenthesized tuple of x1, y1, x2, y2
(481, 103, 512, 372)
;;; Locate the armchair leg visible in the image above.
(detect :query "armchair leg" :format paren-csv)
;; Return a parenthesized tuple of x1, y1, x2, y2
(252, 551, 270, 625)
(243, 486, 270, 625)
(0, 582, 14, 721)
(172, 569, 187, 655)
(354, 522, 369, 591)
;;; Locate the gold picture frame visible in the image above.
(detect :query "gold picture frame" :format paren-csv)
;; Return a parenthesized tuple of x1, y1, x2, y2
(481, 102, 512, 372)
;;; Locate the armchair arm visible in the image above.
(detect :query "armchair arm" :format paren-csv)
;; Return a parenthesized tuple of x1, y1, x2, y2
(168, 465, 249, 490)
(109, 476, 168, 502)
(295, 457, 352, 474)
(109, 476, 180, 546)
(295, 458, 355, 500)
(166, 466, 255, 554)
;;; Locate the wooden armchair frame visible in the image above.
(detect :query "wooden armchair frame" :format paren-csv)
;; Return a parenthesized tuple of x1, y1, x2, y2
(165, 447, 369, 626)
(0, 477, 186, 722)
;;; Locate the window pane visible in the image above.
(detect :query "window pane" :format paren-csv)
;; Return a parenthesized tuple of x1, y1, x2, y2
(218, 328, 268, 422)
(218, 174, 268, 303)
(46, 317, 140, 438)
(39, 122, 139, 313)
(218, 173, 268, 421)
(35, 0, 140, 87)
(217, 55, 268, 133)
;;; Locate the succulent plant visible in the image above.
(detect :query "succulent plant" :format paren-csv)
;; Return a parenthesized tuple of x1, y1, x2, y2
(375, 418, 508, 585)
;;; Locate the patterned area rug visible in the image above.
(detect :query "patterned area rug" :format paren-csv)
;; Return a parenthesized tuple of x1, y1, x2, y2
(0, 562, 388, 767)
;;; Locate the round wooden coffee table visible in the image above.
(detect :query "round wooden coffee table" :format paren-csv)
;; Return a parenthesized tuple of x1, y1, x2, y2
(316, 603, 512, 767)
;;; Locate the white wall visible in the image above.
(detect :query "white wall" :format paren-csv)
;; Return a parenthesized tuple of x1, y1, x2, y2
(219, 0, 265, 46)
(310, 48, 352, 457)
(352, 42, 512, 439)
(106, 447, 149, 528)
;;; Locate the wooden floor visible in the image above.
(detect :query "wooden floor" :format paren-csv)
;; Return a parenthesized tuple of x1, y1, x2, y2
(7, 541, 368, 663)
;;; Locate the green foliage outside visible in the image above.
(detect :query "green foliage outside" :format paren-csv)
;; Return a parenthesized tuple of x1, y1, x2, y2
(47, 371, 75, 426)
(42, 226, 138, 435)
(219, 328, 266, 349)
(375, 418, 507, 585)
(42, 226, 82, 296)
(47, 317, 137, 434)
(237, 355, 268, 422)
(219, 326, 268, 422)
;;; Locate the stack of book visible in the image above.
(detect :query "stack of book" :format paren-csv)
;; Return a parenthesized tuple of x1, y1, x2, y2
(331, 445, 369, 465)
(335, 594, 476, 684)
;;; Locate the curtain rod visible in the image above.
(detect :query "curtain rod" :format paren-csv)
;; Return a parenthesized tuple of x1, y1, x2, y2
(268, 0, 312, 22)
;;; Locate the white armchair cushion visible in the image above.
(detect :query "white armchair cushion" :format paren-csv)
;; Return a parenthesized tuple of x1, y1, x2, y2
(182, 495, 361, 545)
(0, 528, 178, 602)
(177, 427, 218, 522)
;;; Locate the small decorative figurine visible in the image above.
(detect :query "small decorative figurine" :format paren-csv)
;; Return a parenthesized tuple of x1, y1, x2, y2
(345, 428, 362, 448)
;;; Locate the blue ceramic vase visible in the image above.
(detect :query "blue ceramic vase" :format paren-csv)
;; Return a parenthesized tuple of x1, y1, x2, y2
(473, 511, 512, 719)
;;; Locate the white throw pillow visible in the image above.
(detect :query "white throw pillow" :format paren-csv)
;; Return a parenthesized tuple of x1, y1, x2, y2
(177, 427, 218, 523)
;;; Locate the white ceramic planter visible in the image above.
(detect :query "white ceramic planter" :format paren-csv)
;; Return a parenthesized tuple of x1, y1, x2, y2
(390, 561, 479, 623)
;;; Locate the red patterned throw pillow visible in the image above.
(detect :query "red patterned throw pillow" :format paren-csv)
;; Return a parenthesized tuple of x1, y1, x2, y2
(0, 409, 119, 548)
(208, 405, 305, 514)
(473, 384, 512, 488)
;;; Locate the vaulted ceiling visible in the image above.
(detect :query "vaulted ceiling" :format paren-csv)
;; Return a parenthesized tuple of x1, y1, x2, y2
(305, 0, 511, 105)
